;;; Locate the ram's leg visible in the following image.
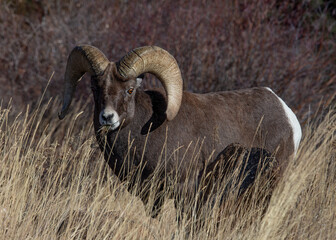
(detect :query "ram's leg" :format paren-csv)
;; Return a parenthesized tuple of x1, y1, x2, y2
(149, 181, 165, 218)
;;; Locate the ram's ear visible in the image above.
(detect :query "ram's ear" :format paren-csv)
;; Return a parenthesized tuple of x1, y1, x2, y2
(136, 74, 144, 87)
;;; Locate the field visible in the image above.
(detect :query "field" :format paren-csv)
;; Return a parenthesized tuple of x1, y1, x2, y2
(0, 1, 335, 239)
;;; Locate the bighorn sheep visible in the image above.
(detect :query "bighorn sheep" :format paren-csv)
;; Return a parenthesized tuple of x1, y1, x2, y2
(59, 45, 302, 217)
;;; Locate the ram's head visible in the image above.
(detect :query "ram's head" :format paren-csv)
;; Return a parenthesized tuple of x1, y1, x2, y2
(59, 45, 183, 130)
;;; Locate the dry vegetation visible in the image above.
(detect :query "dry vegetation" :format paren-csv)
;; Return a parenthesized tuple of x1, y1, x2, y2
(0, 95, 335, 239)
(0, 0, 335, 239)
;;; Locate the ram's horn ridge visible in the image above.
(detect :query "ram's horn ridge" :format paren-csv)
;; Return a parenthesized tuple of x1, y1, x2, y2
(59, 45, 109, 119)
(117, 46, 183, 121)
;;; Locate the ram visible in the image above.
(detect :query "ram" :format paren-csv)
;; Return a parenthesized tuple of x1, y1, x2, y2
(59, 45, 302, 217)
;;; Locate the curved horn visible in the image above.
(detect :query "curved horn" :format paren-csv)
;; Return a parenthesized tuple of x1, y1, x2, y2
(59, 45, 109, 119)
(117, 46, 183, 121)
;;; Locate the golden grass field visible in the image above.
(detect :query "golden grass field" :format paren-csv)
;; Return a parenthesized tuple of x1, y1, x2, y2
(0, 1, 335, 239)
(0, 96, 335, 239)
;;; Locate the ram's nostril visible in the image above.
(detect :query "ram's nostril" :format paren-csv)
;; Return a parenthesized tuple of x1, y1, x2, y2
(102, 113, 114, 123)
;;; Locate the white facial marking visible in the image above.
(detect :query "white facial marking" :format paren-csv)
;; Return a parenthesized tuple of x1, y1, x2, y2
(99, 106, 120, 130)
(265, 87, 302, 155)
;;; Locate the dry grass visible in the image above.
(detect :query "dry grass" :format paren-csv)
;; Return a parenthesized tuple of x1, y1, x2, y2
(1, 0, 335, 239)
(0, 98, 335, 239)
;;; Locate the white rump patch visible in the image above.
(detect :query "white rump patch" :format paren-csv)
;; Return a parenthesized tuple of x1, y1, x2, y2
(265, 87, 302, 155)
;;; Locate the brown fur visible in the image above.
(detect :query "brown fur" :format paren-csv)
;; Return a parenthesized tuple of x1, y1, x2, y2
(90, 63, 295, 217)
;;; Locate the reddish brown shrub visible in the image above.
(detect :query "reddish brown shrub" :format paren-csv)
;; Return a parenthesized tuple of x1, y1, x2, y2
(0, 0, 335, 123)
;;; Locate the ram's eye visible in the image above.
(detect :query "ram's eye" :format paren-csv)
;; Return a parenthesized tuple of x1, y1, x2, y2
(127, 88, 134, 95)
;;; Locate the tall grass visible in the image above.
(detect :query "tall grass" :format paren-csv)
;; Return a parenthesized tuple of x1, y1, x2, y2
(0, 99, 334, 239)
(0, 0, 335, 238)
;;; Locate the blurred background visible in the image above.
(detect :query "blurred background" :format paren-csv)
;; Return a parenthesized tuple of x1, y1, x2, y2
(1, 0, 335, 124)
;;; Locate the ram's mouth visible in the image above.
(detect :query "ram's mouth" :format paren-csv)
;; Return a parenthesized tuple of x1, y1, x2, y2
(98, 122, 120, 134)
